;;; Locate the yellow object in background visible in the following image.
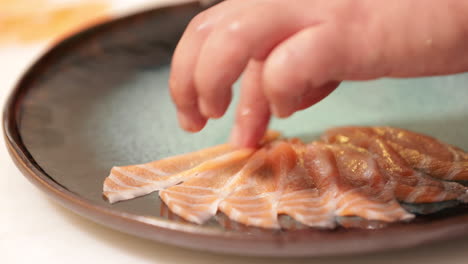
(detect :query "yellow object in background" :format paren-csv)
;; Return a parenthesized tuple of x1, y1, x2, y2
(0, 0, 110, 44)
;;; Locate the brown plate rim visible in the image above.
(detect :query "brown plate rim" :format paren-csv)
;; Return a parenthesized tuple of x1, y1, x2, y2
(3, 2, 468, 257)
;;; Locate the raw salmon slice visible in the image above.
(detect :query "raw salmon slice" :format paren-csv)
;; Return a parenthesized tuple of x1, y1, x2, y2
(218, 146, 280, 229)
(324, 126, 468, 180)
(323, 127, 468, 203)
(103, 131, 280, 203)
(103, 144, 235, 203)
(104, 127, 468, 229)
(330, 144, 414, 222)
(388, 142, 468, 181)
(373, 127, 468, 180)
(277, 142, 336, 229)
(369, 139, 468, 203)
(159, 149, 253, 224)
(304, 142, 414, 223)
(220, 141, 337, 229)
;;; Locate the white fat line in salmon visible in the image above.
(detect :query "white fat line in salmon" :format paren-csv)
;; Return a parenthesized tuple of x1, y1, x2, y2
(107, 173, 139, 189)
(280, 189, 319, 199)
(405, 185, 430, 203)
(445, 163, 465, 180)
(413, 171, 447, 186)
(105, 181, 179, 203)
(358, 210, 387, 221)
(278, 196, 325, 204)
(210, 150, 252, 164)
(105, 184, 165, 203)
(165, 149, 251, 187)
(161, 195, 218, 208)
(447, 146, 462, 162)
(433, 191, 448, 202)
(228, 209, 275, 217)
(246, 218, 265, 227)
(335, 196, 368, 214)
(225, 208, 241, 221)
(367, 207, 414, 220)
(169, 185, 218, 192)
(218, 201, 272, 209)
(286, 214, 335, 229)
(134, 164, 171, 177)
(113, 166, 159, 184)
(227, 183, 256, 193)
(334, 189, 364, 204)
(300, 220, 335, 228)
(279, 205, 328, 212)
(103, 185, 119, 192)
(185, 213, 208, 224)
(160, 189, 218, 199)
(417, 154, 433, 169)
(168, 203, 185, 216)
(226, 207, 278, 228)
(184, 172, 212, 180)
(169, 204, 212, 224)
(224, 192, 279, 201)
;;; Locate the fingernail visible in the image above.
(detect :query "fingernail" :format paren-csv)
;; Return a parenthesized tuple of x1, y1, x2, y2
(270, 104, 292, 118)
(177, 111, 198, 132)
(198, 99, 210, 118)
(198, 99, 223, 119)
(270, 96, 300, 118)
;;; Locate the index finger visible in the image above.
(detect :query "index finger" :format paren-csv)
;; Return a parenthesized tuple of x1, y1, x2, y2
(169, 1, 248, 131)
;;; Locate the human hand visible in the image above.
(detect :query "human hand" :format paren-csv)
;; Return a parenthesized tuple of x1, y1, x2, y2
(169, 0, 468, 148)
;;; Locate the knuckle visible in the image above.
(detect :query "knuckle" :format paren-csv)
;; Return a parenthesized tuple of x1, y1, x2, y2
(188, 12, 212, 34)
(211, 20, 246, 49)
(214, 8, 261, 43)
(189, 12, 207, 27)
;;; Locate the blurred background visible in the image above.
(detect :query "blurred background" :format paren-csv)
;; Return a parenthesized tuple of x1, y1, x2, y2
(0, 0, 195, 103)
(0, 0, 203, 45)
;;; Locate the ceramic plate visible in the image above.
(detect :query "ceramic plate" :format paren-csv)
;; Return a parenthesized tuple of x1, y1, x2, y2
(4, 1, 468, 257)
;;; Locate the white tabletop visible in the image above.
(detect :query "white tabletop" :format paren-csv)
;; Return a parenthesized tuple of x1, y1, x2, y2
(1, 1, 468, 263)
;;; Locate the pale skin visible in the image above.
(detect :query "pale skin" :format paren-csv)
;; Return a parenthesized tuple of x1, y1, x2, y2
(169, 0, 468, 148)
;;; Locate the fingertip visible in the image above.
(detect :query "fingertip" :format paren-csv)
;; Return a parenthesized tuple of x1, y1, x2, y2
(177, 111, 207, 133)
(229, 124, 264, 149)
(269, 102, 297, 119)
(197, 86, 232, 119)
(296, 81, 340, 111)
(245, 130, 268, 148)
(230, 110, 271, 148)
(198, 98, 227, 119)
(198, 99, 211, 119)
